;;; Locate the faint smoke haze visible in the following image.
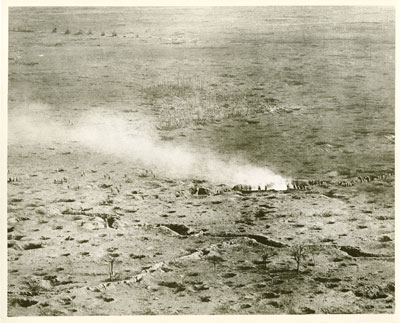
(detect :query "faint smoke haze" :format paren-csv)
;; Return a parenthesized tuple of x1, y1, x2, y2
(9, 103, 291, 190)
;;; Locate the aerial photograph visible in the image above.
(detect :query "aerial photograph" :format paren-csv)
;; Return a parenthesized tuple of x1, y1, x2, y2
(6, 6, 395, 315)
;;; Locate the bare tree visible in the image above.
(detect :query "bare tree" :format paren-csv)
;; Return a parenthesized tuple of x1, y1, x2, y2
(291, 244, 307, 274)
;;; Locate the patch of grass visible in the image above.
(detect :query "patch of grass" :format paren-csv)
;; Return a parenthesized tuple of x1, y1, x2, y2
(38, 308, 66, 316)
(36, 207, 46, 215)
(338, 168, 354, 177)
(9, 198, 23, 203)
(11, 27, 34, 32)
(144, 76, 203, 99)
(144, 77, 297, 130)
(21, 62, 39, 66)
(359, 183, 386, 194)
(23, 278, 50, 295)
(23, 242, 43, 250)
(312, 211, 340, 218)
(26, 202, 41, 207)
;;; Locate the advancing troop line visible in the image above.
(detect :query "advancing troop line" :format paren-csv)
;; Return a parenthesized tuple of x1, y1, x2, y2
(232, 171, 394, 193)
(290, 172, 394, 191)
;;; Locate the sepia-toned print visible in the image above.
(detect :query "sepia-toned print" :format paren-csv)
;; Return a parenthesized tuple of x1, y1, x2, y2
(7, 6, 394, 315)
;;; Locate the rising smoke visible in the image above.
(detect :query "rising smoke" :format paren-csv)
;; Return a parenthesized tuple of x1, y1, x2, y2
(8, 103, 291, 190)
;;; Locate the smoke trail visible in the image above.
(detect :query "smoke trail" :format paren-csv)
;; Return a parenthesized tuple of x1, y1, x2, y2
(8, 104, 291, 190)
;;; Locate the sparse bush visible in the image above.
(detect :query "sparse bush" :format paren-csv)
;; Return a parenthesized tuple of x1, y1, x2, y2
(262, 250, 277, 268)
(74, 30, 83, 35)
(378, 235, 392, 242)
(101, 31, 105, 36)
(105, 214, 117, 228)
(87, 29, 92, 35)
(52, 27, 57, 33)
(100, 196, 113, 206)
(64, 29, 70, 35)
(208, 254, 223, 271)
(24, 278, 51, 295)
(111, 31, 117, 37)
(138, 169, 155, 178)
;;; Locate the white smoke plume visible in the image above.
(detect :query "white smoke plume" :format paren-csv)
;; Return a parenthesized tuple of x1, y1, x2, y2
(8, 103, 291, 190)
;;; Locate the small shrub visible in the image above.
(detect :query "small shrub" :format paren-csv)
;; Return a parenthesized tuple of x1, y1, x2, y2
(104, 254, 121, 281)
(100, 197, 113, 206)
(111, 31, 117, 37)
(108, 256, 115, 281)
(64, 29, 70, 35)
(52, 27, 57, 33)
(74, 30, 83, 35)
(208, 254, 224, 271)
(36, 207, 46, 215)
(262, 250, 277, 268)
(138, 169, 155, 178)
(101, 31, 105, 36)
(24, 278, 51, 295)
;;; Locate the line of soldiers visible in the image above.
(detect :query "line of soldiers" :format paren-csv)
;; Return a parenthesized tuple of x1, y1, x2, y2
(337, 172, 394, 187)
(231, 171, 394, 192)
(232, 184, 269, 192)
(290, 171, 394, 191)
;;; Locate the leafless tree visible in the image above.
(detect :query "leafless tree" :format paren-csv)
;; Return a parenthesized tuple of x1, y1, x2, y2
(291, 244, 307, 274)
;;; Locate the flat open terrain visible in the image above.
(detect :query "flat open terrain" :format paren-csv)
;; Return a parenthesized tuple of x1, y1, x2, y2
(7, 7, 395, 315)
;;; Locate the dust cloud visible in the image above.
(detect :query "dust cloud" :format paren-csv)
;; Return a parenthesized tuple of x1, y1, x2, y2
(8, 103, 291, 190)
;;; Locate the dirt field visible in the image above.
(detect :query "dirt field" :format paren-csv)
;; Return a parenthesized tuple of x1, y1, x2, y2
(7, 7, 395, 315)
